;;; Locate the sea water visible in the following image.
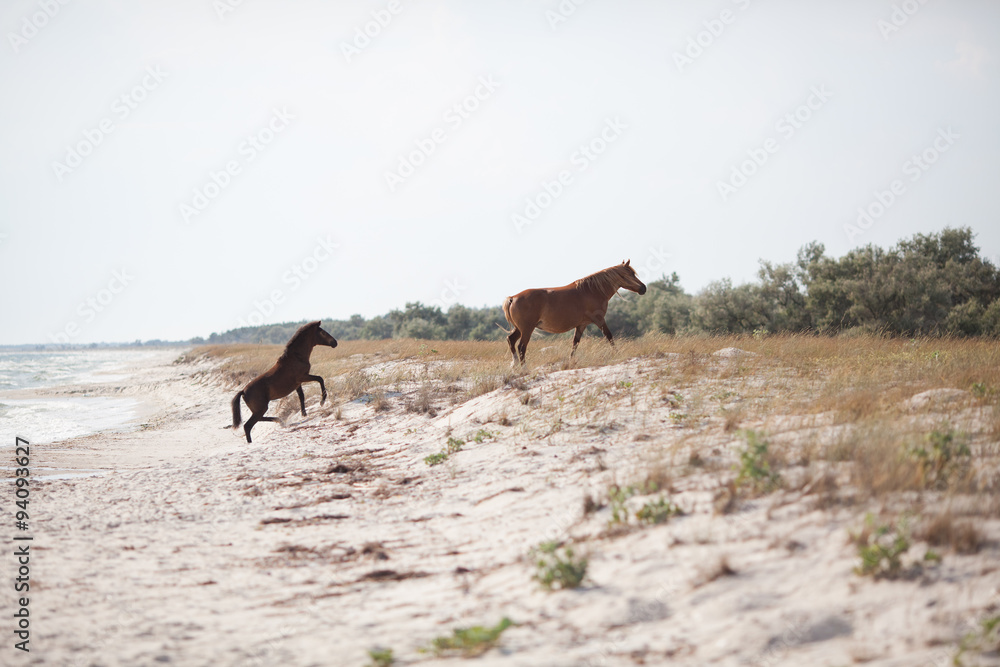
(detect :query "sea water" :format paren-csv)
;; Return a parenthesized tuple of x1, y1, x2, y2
(0, 349, 172, 447)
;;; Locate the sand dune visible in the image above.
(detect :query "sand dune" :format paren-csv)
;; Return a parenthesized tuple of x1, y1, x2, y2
(18, 344, 1000, 666)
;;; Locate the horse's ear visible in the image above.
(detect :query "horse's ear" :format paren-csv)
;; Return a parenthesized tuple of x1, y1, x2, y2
(309, 320, 321, 327)
(625, 259, 631, 266)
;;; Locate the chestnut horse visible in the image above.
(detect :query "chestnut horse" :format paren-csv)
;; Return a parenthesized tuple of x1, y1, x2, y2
(231, 321, 338, 443)
(502, 260, 646, 365)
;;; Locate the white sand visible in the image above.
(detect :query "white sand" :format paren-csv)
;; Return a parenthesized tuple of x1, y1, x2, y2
(14, 350, 1000, 666)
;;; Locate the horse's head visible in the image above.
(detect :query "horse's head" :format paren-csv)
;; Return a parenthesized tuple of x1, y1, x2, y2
(618, 259, 646, 295)
(307, 321, 338, 349)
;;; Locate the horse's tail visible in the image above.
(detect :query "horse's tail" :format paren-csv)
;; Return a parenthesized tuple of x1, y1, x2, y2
(231, 391, 244, 428)
(501, 296, 514, 327)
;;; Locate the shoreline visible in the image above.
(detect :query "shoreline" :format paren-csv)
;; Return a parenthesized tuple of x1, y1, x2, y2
(1, 348, 189, 474)
(16, 344, 1000, 666)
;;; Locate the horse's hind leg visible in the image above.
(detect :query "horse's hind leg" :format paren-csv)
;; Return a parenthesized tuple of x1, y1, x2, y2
(296, 386, 307, 416)
(244, 413, 281, 443)
(305, 374, 327, 404)
(507, 328, 521, 366)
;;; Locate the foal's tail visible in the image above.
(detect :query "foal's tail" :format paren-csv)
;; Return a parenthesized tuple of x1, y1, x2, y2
(231, 391, 244, 428)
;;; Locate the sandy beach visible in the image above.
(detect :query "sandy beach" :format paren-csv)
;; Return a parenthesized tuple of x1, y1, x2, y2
(9, 343, 1000, 666)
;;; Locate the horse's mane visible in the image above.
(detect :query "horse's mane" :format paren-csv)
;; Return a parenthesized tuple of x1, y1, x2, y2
(280, 321, 320, 358)
(575, 265, 632, 294)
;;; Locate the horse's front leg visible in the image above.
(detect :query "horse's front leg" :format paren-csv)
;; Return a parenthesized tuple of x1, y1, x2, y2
(571, 324, 586, 357)
(296, 386, 307, 416)
(305, 374, 327, 403)
(593, 313, 615, 347)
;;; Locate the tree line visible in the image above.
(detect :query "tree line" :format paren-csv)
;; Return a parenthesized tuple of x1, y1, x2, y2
(198, 227, 1000, 345)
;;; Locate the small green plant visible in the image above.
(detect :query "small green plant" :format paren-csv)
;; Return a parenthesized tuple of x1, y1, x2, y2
(908, 426, 971, 488)
(424, 437, 465, 466)
(970, 382, 995, 400)
(635, 496, 683, 524)
(424, 452, 448, 466)
(532, 541, 588, 590)
(366, 647, 394, 667)
(425, 618, 513, 657)
(853, 514, 910, 579)
(923, 549, 942, 564)
(735, 430, 780, 493)
(955, 615, 1000, 666)
(607, 484, 637, 525)
(618, 380, 633, 389)
(472, 429, 496, 443)
(669, 412, 688, 425)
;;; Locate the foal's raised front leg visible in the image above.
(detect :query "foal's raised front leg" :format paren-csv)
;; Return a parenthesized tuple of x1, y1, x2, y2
(305, 374, 327, 403)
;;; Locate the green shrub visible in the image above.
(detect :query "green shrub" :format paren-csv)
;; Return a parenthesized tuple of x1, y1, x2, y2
(532, 542, 588, 590)
(424, 437, 465, 466)
(735, 430, 780, 493)
(636, 496, 683, 524)
(425, 618, 513, 657)
(908, 426, 971, 489)
(853, 514, 910, 579)
(366, 648, 394, 667)
(607, 485, 637, 526)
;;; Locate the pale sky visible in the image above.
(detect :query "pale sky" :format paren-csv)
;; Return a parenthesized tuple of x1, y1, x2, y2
(1, 0, 998, 344)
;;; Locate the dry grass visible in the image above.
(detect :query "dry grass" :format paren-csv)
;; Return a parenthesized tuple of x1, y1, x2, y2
(191, 333, 1000, 401)
(189, 334, 1000, 518)
(915, 512, 984, 554)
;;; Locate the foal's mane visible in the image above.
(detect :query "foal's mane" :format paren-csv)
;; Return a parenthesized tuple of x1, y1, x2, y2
(575, 264, 632, 294)
(281, 321, 321, 359)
